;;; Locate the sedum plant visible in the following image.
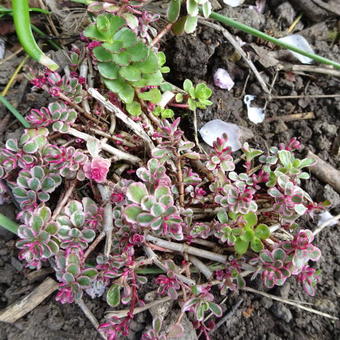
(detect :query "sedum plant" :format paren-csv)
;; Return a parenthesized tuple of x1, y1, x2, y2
(0, 1, 332, 339)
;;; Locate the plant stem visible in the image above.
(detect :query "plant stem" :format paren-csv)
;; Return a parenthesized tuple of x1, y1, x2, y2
(209, 11, 340, 70)
(31, 24, 61, 50)
(12, 0, 59, 71)
(0, 213, 19, 235)
(0, 95, 30, 128)
(145, 235, 227, 264)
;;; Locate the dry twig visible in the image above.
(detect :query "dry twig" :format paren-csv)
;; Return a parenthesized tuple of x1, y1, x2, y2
(307, 150, 340, 193)
(0, 278, 58, 323)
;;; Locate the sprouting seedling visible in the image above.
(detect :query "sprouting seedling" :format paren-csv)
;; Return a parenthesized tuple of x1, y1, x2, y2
(12, 0, 59, 71)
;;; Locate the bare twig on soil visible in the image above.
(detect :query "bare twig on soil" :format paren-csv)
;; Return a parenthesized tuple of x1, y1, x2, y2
(84, 231, 105, 259)
(145, 235, 227, 263)
(52, 180, 77, 219)
(278, 64, 340, 78)
(106, 293, 182, 319)
(270, 94, 340, 100)
(265, 112, 315, 123)
(0, 278, 58, 323)
(88, 88, 155, 151)
(313, 213, 340, 236)
(307, 150, 340, 193)
(76, 298, 106, 340)
(68, 128, 142, 164)
(312, 0, 340, 17)
(199, 19, 270, 94)
(0, 47, 23, 66)
(189, 255, 213, 279)
(242, 287, 339, 320)
(144, 245, 196, 286)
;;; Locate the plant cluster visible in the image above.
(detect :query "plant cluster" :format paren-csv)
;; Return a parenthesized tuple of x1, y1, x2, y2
(0, 1, 330, 339)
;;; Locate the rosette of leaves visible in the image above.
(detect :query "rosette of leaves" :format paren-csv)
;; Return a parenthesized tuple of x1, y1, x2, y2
(0, 128, 48, 178)
(123, 182, 184, 240)
(167, 0, 212, 34)
(54, 250, 98, 302)
(206, 134, 235, 172)
(28, 102, 77, 133)
(16, 205, 59, 269)
(175, 79, 212, 111)
(47, 72, 83, 104)
(216, 211, 270, 255)
(136, 158, 171, 187)
(281, 229, 321, 275)
(57, 200, 97, 249)
(255, 248, 292, 288)
(84, 14, 167, 115)
(12, 166, 62, 209)
(45, 146, 88, 180)
(215, 180, 258, 215)
(268, 174, 310, 220)
(262, 149, 315, 187)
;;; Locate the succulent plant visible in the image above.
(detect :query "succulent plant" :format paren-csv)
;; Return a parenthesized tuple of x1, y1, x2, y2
(123, 182, 184, 240)
(57, 200, 97, 250)
(16, 205, 59, 269)
(27, 101, 77, 133)
(54, 250, 98, 303)
(84, 13, 167, 115)
(12, 166, 62, 210)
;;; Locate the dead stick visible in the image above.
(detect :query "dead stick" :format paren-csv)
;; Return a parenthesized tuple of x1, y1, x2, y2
(265, 112, 315, 123)
(278, 64, 340, 78)
(242, 286, 338, 320)
(145, 235, 227, 263)
(307, 150, 340, 193)
(0, 278, 58, 323)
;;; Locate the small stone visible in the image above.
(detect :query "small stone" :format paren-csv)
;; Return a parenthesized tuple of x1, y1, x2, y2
(271, 303, 293, 322)
(274, 120, 288, 134)
(278, 283, 290, 299)
(267, 333, 283, 340)
(315, 299, 336, 313)
(276, 2, 303, 30)
(11, 257, 24, 272)
(261, 297, 273, 309)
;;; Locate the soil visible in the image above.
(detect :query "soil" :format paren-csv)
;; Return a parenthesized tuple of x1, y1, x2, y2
(0, 1, 339, 339)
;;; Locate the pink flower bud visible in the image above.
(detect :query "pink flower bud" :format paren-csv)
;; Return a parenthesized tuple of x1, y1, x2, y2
(83, 157, 111, 183)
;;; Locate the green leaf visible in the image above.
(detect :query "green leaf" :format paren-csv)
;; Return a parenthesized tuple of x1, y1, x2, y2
(32, 216, 43, 232)
(107, 284, 121, 307)
(82, 268, 98, 278)
(240, 228, 254, 242)
(202, 1, 212, 18)
(208, 302, 223, 317)
(187, 0, 199, 16)
(119, 64, 141, 82)
(98, 62, 119, 79)
(184, 15, 198, 34)
(167, 0, 181, 22)
(235, 239, 249, 255)
(278, 150, 293, 167)
(127, 182, 148, 203)
(126, 101, 142, 116)
(77, 276, 91, 288)
(250, 237, 264, 252)
(103, 78, 135, 103)
(243, 212, 257, 228)
(113, 27, 137, 48)
(195, 83, 212, 99)
(138, 88, 162, 104)
(93, 46, 112, 62)
(136, 213, 154, 225)
(155, 186, 170, 200)
(23, 141, 39, 153)
(124, 205, 143, 222)
(83, 24, 107, 42)
(126, 42, 149, 62)
(183, 79, 194, 93)
(255, 224, 270, 240)
(135, 51, 159, 74)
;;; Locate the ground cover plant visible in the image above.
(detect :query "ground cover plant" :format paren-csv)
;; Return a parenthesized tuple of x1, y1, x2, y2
(0, 0, 339, 339)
